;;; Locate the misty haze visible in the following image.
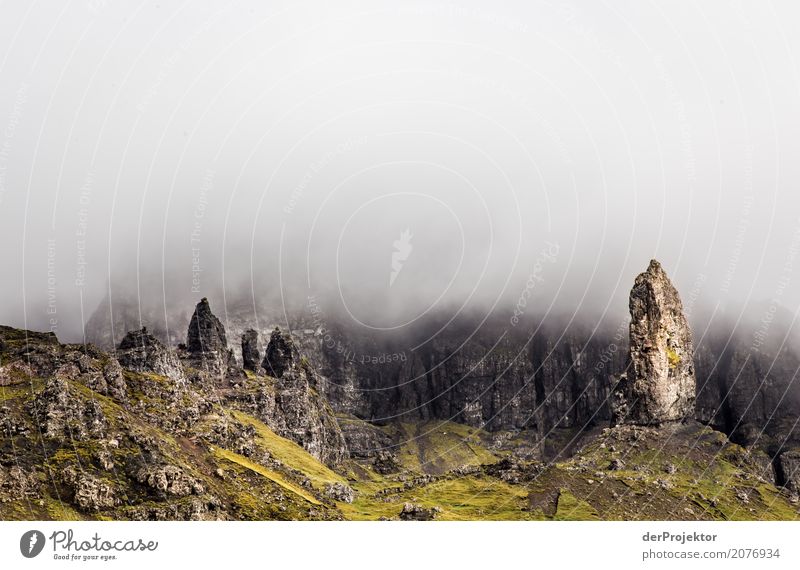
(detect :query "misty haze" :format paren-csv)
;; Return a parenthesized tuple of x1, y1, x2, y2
(1, 0, 800, 527)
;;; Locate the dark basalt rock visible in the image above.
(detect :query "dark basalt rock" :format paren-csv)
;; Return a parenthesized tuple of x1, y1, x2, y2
(776, 450, 800, 493)
(186, 298, 232, 377)
(399, 502, 441, 521)
(187, 298, 228, 359)
(29, 377, 108, 441)
(118, 327, 185, 382)
(262, 327, 295, 379)
(241, 329, 260, 372)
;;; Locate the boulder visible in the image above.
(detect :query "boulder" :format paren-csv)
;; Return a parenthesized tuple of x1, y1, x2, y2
(62, 466, 120, 511)
(399, 502, 441, 521)
(135, 465, 204, 497)
(324, 482, 356, 503)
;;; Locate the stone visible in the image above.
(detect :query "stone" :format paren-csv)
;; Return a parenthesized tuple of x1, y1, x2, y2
(776, 450, 800, 492)
(324, 482, 356, 503)
(622, 260, 696, 424)
(30, 378, 108, 441)
(102, 359, 128, 401)
(241, 329, 260, 372)
(135, 465, 202, 497)
(0, 361, 34, 386)
(62, 466, 120, 511)
(187, 298, 229, 366)
(0, 465, 38, 499)
(399, 502, 441, 521)
(118, 327, 185, 382)
(262, 328, 295, 379)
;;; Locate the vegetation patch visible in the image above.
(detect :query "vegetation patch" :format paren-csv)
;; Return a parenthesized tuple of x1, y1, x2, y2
(231, 410, 346, 489)
(554, 488, 599, 520)
(212, 447, 321, 505)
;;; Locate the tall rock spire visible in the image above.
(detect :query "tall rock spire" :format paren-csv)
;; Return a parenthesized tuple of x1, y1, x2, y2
(620, 259, 696, 424)
(262, 327, 295, 379)
(241, 329, 260, 372)
(186, 298, 232, 377)
(187, 298, 228, 356)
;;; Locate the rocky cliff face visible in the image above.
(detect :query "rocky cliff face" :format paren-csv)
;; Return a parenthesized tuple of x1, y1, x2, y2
(302, 322, 623, 441)
(233, 327, 348, 466)
(5, 262, 800, 519)
(5, 320, 796, 521)
(620, 260, 696, 425)
(79, 273, 800, 491)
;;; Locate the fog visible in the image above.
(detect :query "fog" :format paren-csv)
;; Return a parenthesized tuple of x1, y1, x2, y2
(1, 1, 799, 343)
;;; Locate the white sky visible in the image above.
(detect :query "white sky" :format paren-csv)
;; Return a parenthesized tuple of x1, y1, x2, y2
(1, 1, 799, 340)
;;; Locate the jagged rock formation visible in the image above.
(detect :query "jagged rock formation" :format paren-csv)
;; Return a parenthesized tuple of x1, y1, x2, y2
(67, 279, 800, 511)
(262, 328, 295, 378)
(185, 298, 241, 384)
(236, 331, 348, 466)
(272, 365, 348, 466)
(82, 284, 800, 458)
(117, 327, 185, 382)
(30, 377, 109, 441)
(620, 260, 696, 425)
(241, 329, 260, 372)
(187, 298, 228, 362)
(2, 311, 800, 520)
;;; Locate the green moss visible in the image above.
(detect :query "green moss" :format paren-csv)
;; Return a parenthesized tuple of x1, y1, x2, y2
(0, 379, 45, 401)
(70, 381, 124, 421)
(554, 488, 599, 520)
(666, 347, 681, 368)
(231, 411, 347, 489)
(44, 496, 84, 521)
(388, 421, 499, 475)
(339, 473, 536, 521)
(212, 447, 321, 505)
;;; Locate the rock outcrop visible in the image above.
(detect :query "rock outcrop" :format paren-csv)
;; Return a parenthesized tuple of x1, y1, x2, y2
(117, 327, 185, 382)
(776, 450, 800, 493)
(399, 502, 441, 521)
(61, 466, 121, 511)
(241, 329, 260, 372)
(30, 377, 108, 441)
(187, 298, 228, 359)
(81, 281, 800, 459)
(262, 328, 295, 378)
(324, 482, 356, 503)
(186, 298, 237, 380)
(621, 260, 696, 425)
(236, 353, 349, 466)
